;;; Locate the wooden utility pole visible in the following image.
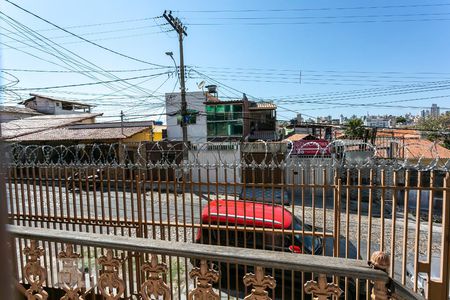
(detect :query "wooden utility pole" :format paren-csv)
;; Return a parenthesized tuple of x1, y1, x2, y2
(163, 10, 189, 162)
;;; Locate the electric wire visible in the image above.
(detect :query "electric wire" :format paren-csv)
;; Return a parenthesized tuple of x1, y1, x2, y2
(0, 12, 171, 105)
(179, 3, 450, 13)
(5, 0, 167, 67)
(187, 18, 450, 26)
(0, 16, 150, 95)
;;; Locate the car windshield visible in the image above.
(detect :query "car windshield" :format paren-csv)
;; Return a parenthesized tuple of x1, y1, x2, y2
(292, 217, 322, 254)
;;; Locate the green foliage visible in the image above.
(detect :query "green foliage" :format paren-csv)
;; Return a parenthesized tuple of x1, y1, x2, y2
(417, 115, 450, 149)
(416, 115, 449, 139)
(444, 140, 450, 149)
(396, 116, 407, 124)
(344, 118, 365, 138)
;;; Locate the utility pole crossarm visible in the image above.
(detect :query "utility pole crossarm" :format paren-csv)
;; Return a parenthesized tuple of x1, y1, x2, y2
(163, 11, 187, 36)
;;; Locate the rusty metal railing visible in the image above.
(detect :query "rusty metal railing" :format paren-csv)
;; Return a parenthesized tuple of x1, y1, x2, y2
(9, 224, 400, 300)
(5, 142, 450, 299)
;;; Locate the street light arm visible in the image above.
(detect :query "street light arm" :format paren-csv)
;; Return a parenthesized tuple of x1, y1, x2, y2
(166, 52, 179, 84)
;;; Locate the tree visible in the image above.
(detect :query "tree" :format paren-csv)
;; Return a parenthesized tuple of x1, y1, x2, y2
(344, 118, 365, 138)
(416, 114, 450, 149)
(396, 116, 407, 124)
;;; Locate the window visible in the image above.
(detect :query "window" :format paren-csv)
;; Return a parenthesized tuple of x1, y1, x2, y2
(206, 103, 244, 137)
(231, 122, 243, 135)
(206, 105, 215, 121)
(62, 103, 73, 111)
(215, 105, 225, 121)
(215, 122, 227, 136)
(207, 121, 243, 137)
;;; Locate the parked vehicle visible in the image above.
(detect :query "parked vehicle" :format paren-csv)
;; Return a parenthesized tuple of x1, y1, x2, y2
(406, 257, 450, 299)
(239, 187, 291, 205)
(67, 168, 103, 191)
(194, 199, 359, 299)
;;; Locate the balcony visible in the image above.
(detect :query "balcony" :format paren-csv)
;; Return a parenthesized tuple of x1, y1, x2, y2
(4, 143, 449, 299)
(8, 225, 416, 300)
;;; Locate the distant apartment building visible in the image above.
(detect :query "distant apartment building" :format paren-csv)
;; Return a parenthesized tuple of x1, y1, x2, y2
(420, 104, 439, 118)
(364, 116, 392, 128)
(430, 103, 440, 117)
(420, 109, 430, 118)
(316, 115, 332, 124)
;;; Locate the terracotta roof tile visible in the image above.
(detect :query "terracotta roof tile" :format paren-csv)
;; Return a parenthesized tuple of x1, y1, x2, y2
(2, 113, 102, 140)
(377, 129, 420, 138)
(402, 139, 450, 159)
(283, 133, 312, 142)
(374, 137, 450, 159)
(9, 126, 148, 142)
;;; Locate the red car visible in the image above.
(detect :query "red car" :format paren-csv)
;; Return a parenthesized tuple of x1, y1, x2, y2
(194, 199, 359, 299)
(196, 199, 322, 254)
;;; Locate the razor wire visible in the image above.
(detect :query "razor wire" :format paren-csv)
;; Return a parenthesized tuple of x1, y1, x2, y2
(4, 140, 450, 171)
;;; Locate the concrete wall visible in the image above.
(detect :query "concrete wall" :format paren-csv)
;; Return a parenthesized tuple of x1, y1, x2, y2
(25, 97, 90, 115)
(25, 98, 55, 114)
(285, 156, 335, 186)
(166, 91, 207, 143)
(188, 143, 241, 184)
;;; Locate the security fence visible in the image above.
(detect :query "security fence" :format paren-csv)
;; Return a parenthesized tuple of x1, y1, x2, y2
(5, 142, 450, 299)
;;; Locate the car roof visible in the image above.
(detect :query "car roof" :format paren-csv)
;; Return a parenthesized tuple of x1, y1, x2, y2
(201, 199, 292, 229)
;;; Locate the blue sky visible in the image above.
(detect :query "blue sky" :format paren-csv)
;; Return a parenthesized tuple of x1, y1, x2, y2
(1, 0, 450, 122)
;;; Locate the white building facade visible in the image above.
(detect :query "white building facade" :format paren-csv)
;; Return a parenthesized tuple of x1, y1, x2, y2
(165, 91, 207, 143)
(21, 94, 92, 115)
(364, 116, 392, 128)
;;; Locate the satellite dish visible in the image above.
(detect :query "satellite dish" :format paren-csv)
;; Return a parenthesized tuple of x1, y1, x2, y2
(197, 80, 205, 90)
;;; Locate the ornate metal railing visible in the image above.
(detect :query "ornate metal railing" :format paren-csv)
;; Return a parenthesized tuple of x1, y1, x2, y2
(5, 142, 450, 299)
(8, 224, 408, 300)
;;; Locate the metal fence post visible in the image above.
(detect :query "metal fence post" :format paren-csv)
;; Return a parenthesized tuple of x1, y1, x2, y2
(334, 175, 341, 257)
(428, 172, 450, 299)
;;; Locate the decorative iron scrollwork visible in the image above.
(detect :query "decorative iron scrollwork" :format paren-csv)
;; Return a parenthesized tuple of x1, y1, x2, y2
(369, 251, 390, 300)
(22, 240, 48, 300)
(243, 266, 276, 300)
(97, 249, 125, 300)
(188, 259, 220, 300)
(140, 254, 171, 299)
(57, 244, 83, 300)
(304, 274, 342, 300)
